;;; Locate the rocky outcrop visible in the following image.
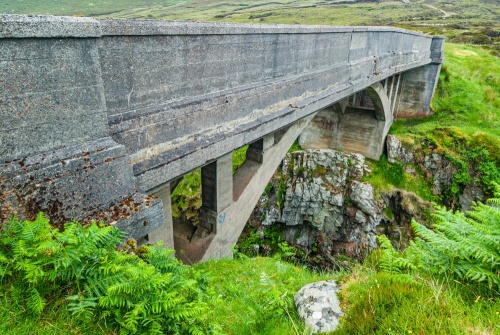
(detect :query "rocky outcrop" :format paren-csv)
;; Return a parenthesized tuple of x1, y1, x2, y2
(248, 149, 431, 260)
(386, 134, 486, 210)
(387, 135, 414, 164)
(294, 280, 342, 334)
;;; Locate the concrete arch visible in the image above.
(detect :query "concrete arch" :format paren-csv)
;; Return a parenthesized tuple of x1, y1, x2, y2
(1, 15, 444, 262)
(299, 81, 393, 160)
(365, 82, 392, 121)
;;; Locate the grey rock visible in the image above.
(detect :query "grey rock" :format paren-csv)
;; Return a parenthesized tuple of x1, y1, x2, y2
(350, 181, 377, 215)
(294, 280, 343, 334)
(424, 153, 457, 194)
(386, 135, 415, 163)
(459, 185, 485, 212)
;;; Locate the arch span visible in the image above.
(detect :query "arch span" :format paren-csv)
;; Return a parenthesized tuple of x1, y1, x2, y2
(0, 15, 444, 260)
(299, 81, 394, 160)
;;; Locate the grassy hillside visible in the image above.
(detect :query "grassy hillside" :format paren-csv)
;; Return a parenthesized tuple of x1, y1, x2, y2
(2, 0, 498, 55)
(2, 0, 498, 25)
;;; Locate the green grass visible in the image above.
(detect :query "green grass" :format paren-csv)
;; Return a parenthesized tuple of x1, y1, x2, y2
(391, 43, 500, 140)
(362, 155, 439, 202)
(336, 265, 500, 335)
(0, 255, 333, 335)
(194, 256, 333, 335)
(287, 140, 303, 153)
(4, 0, 497, 28)
(0, 0, 182, 16)
(0, 286, 114, 335)
(388, 43, 500, 199)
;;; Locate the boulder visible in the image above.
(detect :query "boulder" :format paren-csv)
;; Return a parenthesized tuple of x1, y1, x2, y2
(294, 280, 343, 334)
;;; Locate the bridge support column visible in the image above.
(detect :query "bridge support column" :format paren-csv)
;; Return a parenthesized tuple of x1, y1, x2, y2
(246, 134, 275, 163)
(199, 153, 233, 233)
(148, 183, 175, 250)
(395, 36, 445, 118)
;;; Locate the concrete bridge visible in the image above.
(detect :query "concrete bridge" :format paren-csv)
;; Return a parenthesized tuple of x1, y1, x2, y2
(0, 15, 443, 262)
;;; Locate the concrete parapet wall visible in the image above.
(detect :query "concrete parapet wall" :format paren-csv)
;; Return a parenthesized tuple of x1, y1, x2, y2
(0, 14, 442, 241)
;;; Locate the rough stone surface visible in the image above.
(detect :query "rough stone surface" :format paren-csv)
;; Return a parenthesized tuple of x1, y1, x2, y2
(294, 280, 343, 334)
(386, 135, 415, 163)
(387, 134, 489, 211)
(389, 137, 456, 196)
(351, 181, 377, 215)
(423, 153, 458, 195)
(0, 14, 101, 38)
(249, 148, 433, 259)
(459, 185, 485, 212)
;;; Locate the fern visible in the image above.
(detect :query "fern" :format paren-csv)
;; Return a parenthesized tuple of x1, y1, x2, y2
(375, 235, 418, 286)
(409, 183, 500, 289)
(0, 213, 215, 334)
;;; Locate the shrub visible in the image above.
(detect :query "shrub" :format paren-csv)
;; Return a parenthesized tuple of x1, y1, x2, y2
(409, 183, 500, 290)
(0, 214, 214, 334)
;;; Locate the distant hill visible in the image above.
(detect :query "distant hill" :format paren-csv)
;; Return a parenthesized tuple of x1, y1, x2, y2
(1, 0, 498, 27)
(3, 0, 497, 55)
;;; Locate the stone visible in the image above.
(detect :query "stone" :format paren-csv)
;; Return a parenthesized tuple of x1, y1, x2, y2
(350, 181, 377, 215)
(423, 153, 457, 195)
(386, 135, 415, 164)
(459, 185, 485, 212)
(294, 280, 343, 334)
(250, 148, 437, 260)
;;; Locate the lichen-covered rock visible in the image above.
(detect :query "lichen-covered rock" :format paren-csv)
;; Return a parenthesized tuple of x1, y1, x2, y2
(251, 149, 385, 259)
(247, 148, 433, 261)
(350, 181, 378, 215)
(294, 280, 342, 334)
(423, 153, 458, 195)
(386, 135, 415, 164)
(459, 185, 485, 212)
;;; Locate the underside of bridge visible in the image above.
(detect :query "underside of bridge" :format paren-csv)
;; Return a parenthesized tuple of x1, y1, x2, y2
(0, 15, 443, 262)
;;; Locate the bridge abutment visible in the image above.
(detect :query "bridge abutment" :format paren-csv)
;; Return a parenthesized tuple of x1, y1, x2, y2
(147, 183, 175, 250)
(299, 81, 393, 160)
(395, 36, 445, 118)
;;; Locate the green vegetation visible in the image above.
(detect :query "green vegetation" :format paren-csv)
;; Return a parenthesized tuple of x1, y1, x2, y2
(392, 44, 500, 140)
(336, 187, 500, 334)
(3, 188, 498, 334)
(0, 214, 332, 335)
(0, 0, 182, 17)
(287, 140, 303, 153)
(195, 256, 331, 335)
(337, 269, 500, 335)
(0, 214, 213, 335)
(362, 155, 438, 202)
(235, 224, 304, 261)
(390, 43, 500, 201)
(410, 186, 500, 289)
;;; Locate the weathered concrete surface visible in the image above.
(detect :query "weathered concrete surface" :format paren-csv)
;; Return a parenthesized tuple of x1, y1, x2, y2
(172, 115, 315, 262)
(148, 184, 175, 250)
(0, 15, 163, 237)
(0, 15, 443, 252)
